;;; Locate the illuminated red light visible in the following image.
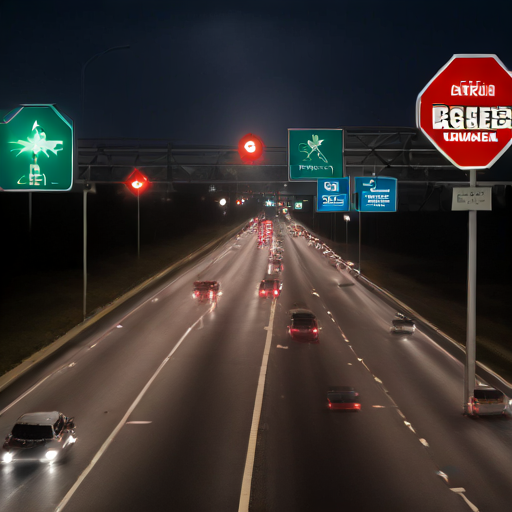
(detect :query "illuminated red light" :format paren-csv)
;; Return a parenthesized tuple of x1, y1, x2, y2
(274, 290, 279, 296)
(124, 169, 150, 196)
(312, 328, 318, 333)
(238, 133, 264, 162)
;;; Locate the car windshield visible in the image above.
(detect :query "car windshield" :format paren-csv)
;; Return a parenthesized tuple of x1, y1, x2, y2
(263, 281, 275, 290)
(474, 389, 504, 401)
(12, 424, 53, 440)
(328, 392, 358, 403)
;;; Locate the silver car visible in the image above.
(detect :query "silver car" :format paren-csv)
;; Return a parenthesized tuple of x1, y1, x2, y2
(471, 386, 508, 415)
(2, 411, 76, 464)
(392, 313, 416, 334)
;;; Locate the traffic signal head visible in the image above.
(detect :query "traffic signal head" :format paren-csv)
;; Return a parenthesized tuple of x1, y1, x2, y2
(125, 169, 149, 195)
(238, 133, 264, 162)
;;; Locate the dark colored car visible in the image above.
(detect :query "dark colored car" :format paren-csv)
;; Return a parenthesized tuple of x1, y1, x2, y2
(288, 309, 319, 343)
(193, 281, 220, 302)
(327, 387, 361, 411)
(259, 279, 282, 298)
(2, 412, 76, 464)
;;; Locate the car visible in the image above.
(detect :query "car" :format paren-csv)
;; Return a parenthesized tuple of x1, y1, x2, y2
(392, 313, 416, 334)
(471, 385, 508, 415)
(2, 412, 76, 464)
(259, 279, 282, 298)
(288, 309, 319, 343)
(270, 260, 283, 273)
(327, 387, 361, 411)
(193, 281, 220, 302)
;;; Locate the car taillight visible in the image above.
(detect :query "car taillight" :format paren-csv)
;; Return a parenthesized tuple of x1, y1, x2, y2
(209, 291, 213, 298)
(312, 328, 318, 333)
(193, 291, 198, 298)
(328, 401, 332, 409)
(274, 290, 279, 296)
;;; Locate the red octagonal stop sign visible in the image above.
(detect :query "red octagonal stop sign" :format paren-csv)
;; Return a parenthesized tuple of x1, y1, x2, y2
(417, 54, 512, 169)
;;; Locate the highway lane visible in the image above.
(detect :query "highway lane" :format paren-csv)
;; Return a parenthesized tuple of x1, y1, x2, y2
(0, 227, 271, 512)
(249, 223, 469, 512)
(3, 217, 512, 512)
(250, 220, 512, 511)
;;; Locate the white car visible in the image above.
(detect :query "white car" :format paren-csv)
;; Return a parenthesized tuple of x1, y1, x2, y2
(2, 412, 76, 464)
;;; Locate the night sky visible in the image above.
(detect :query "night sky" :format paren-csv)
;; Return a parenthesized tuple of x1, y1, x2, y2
(2, 0, 512, 146)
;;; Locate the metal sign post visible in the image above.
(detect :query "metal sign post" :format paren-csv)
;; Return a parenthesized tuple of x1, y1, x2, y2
(416, 54, 512, 415)
(464, 170, 477, 414)
(83, 188, 88, 320)
(137, 192, 141, 259)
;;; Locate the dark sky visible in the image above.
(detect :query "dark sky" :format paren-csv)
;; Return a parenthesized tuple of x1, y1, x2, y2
(2, 0, 512, 147)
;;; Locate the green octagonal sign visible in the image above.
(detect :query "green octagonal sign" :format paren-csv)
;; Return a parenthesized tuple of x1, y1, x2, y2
(0, 104, 73, 191)
(288, 128, 343, 180)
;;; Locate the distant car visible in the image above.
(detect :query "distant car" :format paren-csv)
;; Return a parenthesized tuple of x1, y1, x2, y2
(193, 281, 220, 302)
(327, 387, 361, 411)
(392, 313, 416, 334)
(2, 412, 76, 464)
(288, 309, 319, 343)
(259, 279, 282, 298)
(471, 386, 508, 415)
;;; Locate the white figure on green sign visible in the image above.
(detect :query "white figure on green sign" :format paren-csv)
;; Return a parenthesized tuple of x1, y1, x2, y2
(299, 134, 328, 163)
(11, 121, 63, 187)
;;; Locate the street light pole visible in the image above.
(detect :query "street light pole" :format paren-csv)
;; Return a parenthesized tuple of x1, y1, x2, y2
(81, 45, 130, 122)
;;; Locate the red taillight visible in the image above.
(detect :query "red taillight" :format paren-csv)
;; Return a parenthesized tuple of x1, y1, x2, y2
(209, 291, 213, 298)
(328, 401, 332, 409)
(274, 290, 279, 296)
(260, 290, 265, 296)
(194, 291, 199, 297)
(312, 328, 318, 333)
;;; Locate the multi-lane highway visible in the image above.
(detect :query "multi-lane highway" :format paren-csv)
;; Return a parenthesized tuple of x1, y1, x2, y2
(1, 217, 512, 511)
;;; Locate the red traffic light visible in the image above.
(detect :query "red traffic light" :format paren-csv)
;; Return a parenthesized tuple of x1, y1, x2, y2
(125, 169, 150, 195)
(238, 133, 264, 162)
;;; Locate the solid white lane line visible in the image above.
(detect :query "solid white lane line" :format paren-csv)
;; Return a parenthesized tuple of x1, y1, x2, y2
(450, 488, 479, 512)
(126, 421, 152, 425)
(55, 309, 210, 512)
(238, 300, 276, 512)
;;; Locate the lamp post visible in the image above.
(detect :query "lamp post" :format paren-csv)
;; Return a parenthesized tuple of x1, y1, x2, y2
(343, 215, 350, 259)
(81, 45, 130, 121)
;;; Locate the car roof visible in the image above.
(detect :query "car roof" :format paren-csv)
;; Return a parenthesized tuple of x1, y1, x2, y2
(16, 411, 61, 425)
(290, 309, 316, 318)
(328, 386, 356, 393)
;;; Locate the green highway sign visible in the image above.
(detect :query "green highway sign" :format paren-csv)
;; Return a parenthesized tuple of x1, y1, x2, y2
(288, 129, 343, 181)
(0, 104, 74, 191)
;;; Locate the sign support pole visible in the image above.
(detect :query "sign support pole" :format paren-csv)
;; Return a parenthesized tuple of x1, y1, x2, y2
(358, 211, 362, 273)
(345, 218, 349, 259)
(464, 169, 477, 415)
(83, 188, 88, 320)
(28, 192, 32, 234)
(137, 191, 141, 259)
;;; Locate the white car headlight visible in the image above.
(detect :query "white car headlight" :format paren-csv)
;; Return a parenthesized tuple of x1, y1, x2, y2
(45, 450, 58, 461)
(2, 452, 13, 463)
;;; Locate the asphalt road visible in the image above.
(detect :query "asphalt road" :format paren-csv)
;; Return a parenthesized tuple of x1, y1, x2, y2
(1, 218, 511, 511)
